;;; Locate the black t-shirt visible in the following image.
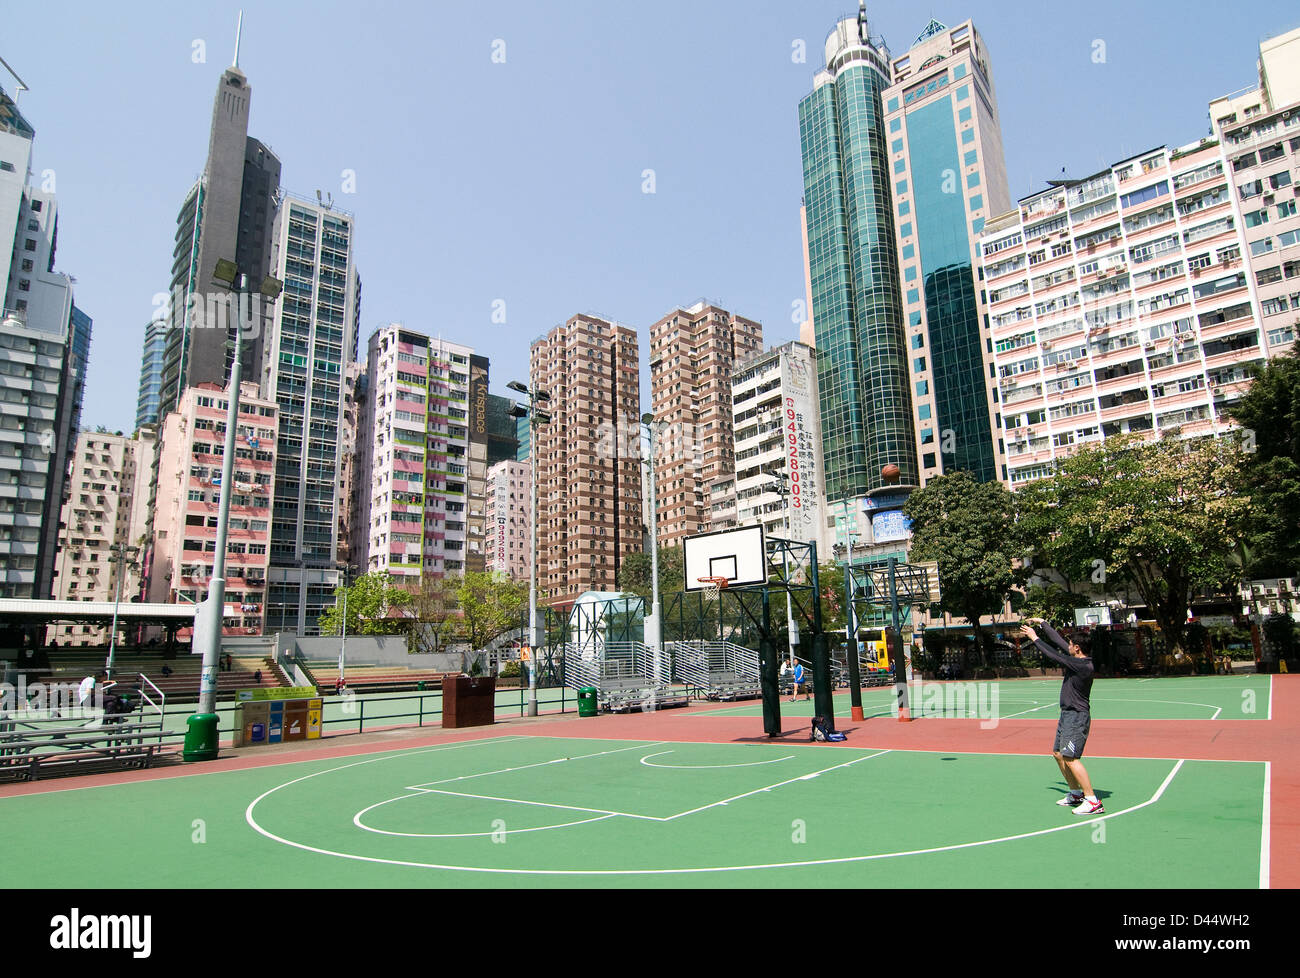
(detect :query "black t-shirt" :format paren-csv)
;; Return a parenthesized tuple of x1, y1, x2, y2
(1034, 624, 1094, 713)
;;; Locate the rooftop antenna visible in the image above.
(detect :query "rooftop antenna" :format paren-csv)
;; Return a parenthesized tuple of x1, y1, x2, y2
(233, 10, 243, 69)
(316, 189, 333, 210)
(0, 54, 30, 98)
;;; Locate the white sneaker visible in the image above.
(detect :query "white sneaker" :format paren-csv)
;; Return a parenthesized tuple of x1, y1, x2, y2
(1073, 798, 1105, 816)
(1057, 793, 1084, 807)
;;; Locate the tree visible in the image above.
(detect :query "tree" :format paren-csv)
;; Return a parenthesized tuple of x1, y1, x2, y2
(317, 572, 413, 636)
(454, 572, 528, 650)
(1018, 435, 1249, 659)
(616, 546, 684, 607)
(1230, 345, 1300, 578)
(1014, 582, 1079, 631)
(903, 471, 1025, 669)
(404, 574, 460, 655)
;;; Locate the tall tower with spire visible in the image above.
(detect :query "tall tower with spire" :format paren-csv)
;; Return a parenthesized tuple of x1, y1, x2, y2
(147, 14, 281, 424)
(798, 4, 915, 519)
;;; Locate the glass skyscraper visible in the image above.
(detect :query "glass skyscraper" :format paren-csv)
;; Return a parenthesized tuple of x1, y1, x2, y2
(881, 19, 1011, 484)
(799, 8, 917, 509)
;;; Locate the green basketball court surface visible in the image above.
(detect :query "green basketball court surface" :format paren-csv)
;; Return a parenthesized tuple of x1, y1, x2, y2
(1, 670, 1286, 889)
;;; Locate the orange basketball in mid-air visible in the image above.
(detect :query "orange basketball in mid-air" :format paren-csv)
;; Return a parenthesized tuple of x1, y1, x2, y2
(882, 464, 901, 482)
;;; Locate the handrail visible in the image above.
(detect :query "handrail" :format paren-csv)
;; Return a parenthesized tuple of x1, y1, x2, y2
(136, 673, 167, 749)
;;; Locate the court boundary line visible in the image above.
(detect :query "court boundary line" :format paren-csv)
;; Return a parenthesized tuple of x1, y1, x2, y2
(244, 750, 1199, 877)
(1261, 761, 1271, 890)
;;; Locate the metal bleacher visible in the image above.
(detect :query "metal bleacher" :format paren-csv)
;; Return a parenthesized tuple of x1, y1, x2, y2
(562, 642, 690, 713)
(671, 641, 761, 701)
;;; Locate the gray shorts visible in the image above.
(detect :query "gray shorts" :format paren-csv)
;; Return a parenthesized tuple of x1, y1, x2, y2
(1053, 709, 1091, 760)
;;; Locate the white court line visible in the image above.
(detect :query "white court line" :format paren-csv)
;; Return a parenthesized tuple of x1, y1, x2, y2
(246, 754, 1188, 877)
(413, 786, 661, 821)
(355, 812, 617, 840)
(352, 741, 667, 832)
(639, 751, 797, 770)
(409, 741, 666, 788)
(1100, 698, 1223, 719)
(661, 750, 893, 821)
(1261, 761, 1271, 890)
(1268, 675, 1273, 720)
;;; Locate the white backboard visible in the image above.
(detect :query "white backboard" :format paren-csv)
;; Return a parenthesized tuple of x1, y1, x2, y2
(684, 526, 767, 592)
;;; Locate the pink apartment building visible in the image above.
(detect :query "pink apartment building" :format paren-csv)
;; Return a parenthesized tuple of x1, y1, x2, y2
(147, 381, 277, 636)
(485, 459, 531, 582)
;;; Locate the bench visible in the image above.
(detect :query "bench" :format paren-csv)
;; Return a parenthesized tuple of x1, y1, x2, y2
(0, 718, 166, 781)
(597, 678, 690, 713)
(705, 671, 761, 702)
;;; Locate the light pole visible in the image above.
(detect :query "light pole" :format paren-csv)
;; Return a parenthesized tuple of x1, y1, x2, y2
(183, 260, 281, 761)
(105, 544, 139, 680)
(508, 382, 551, 717)
(642, 414, 665, 685)
(337, 563, 357, 693)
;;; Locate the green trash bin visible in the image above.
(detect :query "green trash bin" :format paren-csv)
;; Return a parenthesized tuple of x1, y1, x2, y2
(578, 687, 598, 718)
(183, 713, 220, 762)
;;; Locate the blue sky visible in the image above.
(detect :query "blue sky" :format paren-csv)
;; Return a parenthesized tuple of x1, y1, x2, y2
(8, 0, 1300, 433)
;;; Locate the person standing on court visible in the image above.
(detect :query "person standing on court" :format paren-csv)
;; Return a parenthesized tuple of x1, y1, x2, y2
(788, 657, 809, 703)
(1021, 619, 1103, 815)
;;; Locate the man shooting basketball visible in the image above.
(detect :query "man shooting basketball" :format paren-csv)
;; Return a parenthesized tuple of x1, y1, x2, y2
(1021, 619, 1103, 815)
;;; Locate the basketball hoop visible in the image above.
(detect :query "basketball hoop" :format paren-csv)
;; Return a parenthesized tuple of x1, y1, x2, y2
(698, 576, 730, 601)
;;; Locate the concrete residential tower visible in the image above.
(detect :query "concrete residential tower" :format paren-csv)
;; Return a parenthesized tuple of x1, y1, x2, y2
(50, 430, 156, 645)
(648, 302, 763, 548)
(353, 327, 482, 581)
(529, 314, 642, 605)
(1, 85, 90, 600)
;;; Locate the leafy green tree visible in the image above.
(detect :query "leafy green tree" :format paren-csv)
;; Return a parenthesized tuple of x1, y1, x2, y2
(1014, 582, 1080, 632)
(903, 471, 1026, 668)
(1230, 345, 1300, 578)
(454, 572, 528, 650)
(318, 572, 413, 636)
(404, 574, 461, 655)
(617, 546, 684, 607)
(1018, 435, 1249, 658)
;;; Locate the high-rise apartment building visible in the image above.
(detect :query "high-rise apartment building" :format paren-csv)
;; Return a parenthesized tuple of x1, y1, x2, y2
(49, 430, 156, 645)
(485, 459, 531, 582)
(983, 139, 1271, 486)
(983, 27, 1300, 489)
(529, 314, 642, 604)
(260, 197, 360, 634)
(648, 302, 763, 548)
(0, 85, 88, 600)
(730, 342, 826, 546)
(882, 19, 1011, 484)
(1210, 28, 1300, 355)
(352, 326, 481, 581)
(146, 382, 277, 634)
(799, 6, 917, 520)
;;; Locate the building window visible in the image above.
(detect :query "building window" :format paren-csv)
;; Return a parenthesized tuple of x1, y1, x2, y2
(24, 239, 35, 251)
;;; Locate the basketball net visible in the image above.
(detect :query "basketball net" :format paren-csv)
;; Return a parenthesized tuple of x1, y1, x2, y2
(698, 577, 729, 602)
